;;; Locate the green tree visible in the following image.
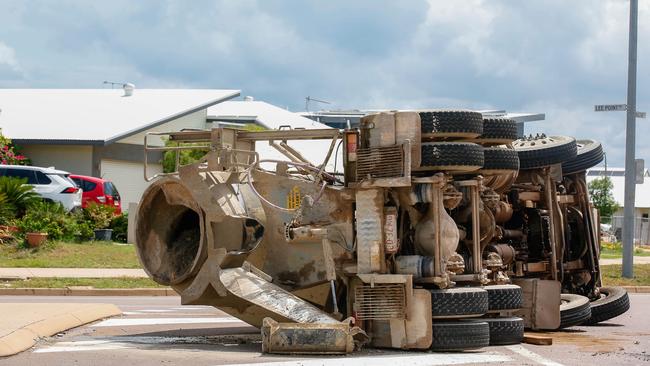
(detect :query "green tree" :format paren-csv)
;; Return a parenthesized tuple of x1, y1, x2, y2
(162, 141, 209, 173)
(588, 177, 620, 223)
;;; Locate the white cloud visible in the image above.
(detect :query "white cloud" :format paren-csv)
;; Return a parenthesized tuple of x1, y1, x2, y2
(0, 41, 20, 71)
(0, 0, 648, 166)
(576, 0, 650, 74)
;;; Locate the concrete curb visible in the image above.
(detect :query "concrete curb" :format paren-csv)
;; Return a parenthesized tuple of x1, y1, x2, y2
(0, 287, 178, 296)
(621, 286, 650, 293)
(0, 303, 121, 357)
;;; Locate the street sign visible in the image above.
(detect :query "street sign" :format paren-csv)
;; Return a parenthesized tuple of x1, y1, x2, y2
(595, 104, 627, 112)
(594, 104, 646, 118)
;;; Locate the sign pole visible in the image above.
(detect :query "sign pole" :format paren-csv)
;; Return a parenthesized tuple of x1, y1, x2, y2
(622, 0, 638, 278)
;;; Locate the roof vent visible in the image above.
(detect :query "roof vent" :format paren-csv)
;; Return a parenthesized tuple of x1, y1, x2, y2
(123, 83, 135, 97)
(244, 96, 254, 101)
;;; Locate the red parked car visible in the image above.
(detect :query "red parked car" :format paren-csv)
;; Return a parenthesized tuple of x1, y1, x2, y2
(70, 175, 122, 214)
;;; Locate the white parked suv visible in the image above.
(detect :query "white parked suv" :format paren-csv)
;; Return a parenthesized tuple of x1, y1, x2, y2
(0, 165, 82, 211)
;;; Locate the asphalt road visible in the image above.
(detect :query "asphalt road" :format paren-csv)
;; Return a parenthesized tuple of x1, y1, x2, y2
(1, 294, 648, 366)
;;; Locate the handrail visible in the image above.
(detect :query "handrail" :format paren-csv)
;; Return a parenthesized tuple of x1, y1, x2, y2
(143, 132, 211, 182)
(143, 127, 343, 182)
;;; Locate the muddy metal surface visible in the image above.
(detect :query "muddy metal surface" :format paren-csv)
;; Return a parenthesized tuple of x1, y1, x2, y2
(1, 294, 648, 366)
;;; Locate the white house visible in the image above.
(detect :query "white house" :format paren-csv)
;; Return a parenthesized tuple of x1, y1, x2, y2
(587, 167, 650, 243)
(0, 88, 240, 209)
(586, 167, 650, 218)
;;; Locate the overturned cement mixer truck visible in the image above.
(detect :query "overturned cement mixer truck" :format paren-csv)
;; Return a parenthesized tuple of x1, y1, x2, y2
(135, 110, 630, 353)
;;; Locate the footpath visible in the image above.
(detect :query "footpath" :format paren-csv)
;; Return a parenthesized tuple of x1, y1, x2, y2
(0, 303, 121, 357)
(0, 268, 146, 356)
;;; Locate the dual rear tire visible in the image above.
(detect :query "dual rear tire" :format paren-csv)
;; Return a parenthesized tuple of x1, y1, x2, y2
(429, 285, 524, 351)
(559, 293, 592, 328)
(417, 111, 518, 173)
(585, 286, 630, 325)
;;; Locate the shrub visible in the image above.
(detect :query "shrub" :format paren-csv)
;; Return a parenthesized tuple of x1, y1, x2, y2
(0, 134, 30, 165)
(17, 201, 77, 241)
(110, 213, 129, 243)
(0, 207, 17, 243)
(84, 202, 115, 229)
(69, 210, 95, 241)
(600, 241, 620, 251)
(0, 192, 16, 225)
(0, 177, 40, 217)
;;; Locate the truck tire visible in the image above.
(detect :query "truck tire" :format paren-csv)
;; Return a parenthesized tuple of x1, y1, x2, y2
(420, 142, 484, 172)
(484, 284, 523, 312)
(462, 317, 524, 345)
(481, 147, 520, 171)
(430, 287, 489, 318)
(584, 286, 630, 325)
(478, 118, 518, 144)
(514, 135, 577, 170)
(420, 110, 484, 138)
(560, 293, 591, 328)
(430, 321, 490, 351)
(562, 139, 604, 175)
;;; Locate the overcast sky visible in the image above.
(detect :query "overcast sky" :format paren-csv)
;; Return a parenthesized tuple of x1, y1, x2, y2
(0, 0, 647, 166)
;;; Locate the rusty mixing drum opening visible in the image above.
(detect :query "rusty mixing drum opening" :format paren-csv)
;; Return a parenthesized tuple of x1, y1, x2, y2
(135, 178, 206, 286)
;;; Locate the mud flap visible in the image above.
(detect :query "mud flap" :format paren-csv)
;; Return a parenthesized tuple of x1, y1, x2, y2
(513, 279, 561, 330)
(261, 317, 368, 355)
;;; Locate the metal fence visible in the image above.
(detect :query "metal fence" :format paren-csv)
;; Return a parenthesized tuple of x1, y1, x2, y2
(602, 216, 650, 245)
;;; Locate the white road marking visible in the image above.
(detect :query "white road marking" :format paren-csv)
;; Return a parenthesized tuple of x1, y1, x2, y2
(92, 317, 244, 327)
(36, 339, 511, 366)
(34, 340, 132, 353)
(137, 309, 176, 313)
(121, 310, 177, 315)
(34, 335, 261, 354)
(506, 345, 565, 366)
(217, 353, 512, 366)
(171, 307, 207, 311)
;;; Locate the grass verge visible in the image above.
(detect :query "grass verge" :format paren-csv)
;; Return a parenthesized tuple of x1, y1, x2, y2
(1, 277, 163, 289)
(0, 241, 140, 268)
(600, 242, 650, 259)
(601, 264, 650, 286)
(600, 247, 650, 259)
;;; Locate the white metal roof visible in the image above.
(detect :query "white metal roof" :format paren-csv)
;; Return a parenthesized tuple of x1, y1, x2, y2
(587, 167, 650, 208)
(208, 101, 341, 172)
(0, 89, 240, 144)
(208, 101, 329, 130)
